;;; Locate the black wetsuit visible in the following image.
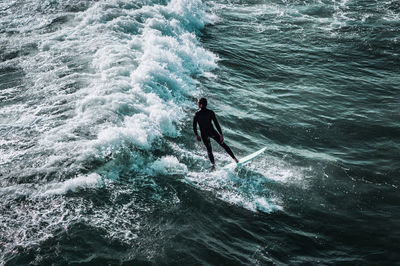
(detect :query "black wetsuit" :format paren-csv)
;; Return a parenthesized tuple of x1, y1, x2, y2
(193, 108, 235, 165)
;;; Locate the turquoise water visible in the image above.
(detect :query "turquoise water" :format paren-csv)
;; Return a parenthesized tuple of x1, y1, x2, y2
(1, 0, 399, 264)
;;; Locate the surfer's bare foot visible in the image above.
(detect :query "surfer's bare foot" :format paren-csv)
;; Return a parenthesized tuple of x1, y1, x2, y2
(211, 165, 216, 171)
(234, 158, 239, 163)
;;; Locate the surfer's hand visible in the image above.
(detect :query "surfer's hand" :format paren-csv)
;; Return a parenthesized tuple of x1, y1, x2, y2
(220, 134, 224, 144)
(196, 135, 201, 142)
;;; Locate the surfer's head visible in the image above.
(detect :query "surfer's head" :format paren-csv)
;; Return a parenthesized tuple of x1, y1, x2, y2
(198, 97, 207, 109)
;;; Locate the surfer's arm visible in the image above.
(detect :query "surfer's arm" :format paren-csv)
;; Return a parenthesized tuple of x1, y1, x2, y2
(211, 111, 223, 135)
(193, 115, 201, 141)
(193, 115, 199, 136)
(211, 111, 224, 143)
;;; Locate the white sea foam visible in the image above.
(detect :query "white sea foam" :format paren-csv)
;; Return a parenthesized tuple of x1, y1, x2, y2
(0, 0, 217, 255)
(0, 183, 144, 262)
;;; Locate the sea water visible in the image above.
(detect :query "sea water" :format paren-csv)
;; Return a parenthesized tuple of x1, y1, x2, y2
(1, 0, 399, 264)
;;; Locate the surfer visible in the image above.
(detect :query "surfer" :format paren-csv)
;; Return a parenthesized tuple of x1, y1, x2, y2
(193, 97, 238, 170)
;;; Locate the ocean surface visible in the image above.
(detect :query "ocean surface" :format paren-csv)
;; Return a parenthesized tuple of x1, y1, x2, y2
(1, 0, 399, 265)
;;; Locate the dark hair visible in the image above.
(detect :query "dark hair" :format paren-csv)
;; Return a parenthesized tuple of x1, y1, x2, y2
(198, 97, 207, 107)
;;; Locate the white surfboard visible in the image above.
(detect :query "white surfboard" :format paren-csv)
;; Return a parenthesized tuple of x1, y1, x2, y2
(223, 147, 267, 169)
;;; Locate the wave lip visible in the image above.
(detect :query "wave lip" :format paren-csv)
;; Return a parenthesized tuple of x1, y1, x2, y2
(41, 173, 102, 196)
(151, 155, 188, 175)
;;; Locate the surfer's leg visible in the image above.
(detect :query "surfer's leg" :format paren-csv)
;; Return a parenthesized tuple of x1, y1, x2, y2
(211, 132, 237, 160)
(202, 135, 215, 165)
(220, 142, 236, 159)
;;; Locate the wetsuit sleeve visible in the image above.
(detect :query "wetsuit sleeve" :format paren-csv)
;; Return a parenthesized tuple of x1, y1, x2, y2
(193, 114, 199, 136)
(211, 111, 223, 135)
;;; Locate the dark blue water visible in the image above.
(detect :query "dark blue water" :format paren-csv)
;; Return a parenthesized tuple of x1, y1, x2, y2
(1, 0, 399, 265)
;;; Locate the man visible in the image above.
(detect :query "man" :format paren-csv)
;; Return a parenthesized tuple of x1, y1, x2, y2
(193, 97, 238, 170)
